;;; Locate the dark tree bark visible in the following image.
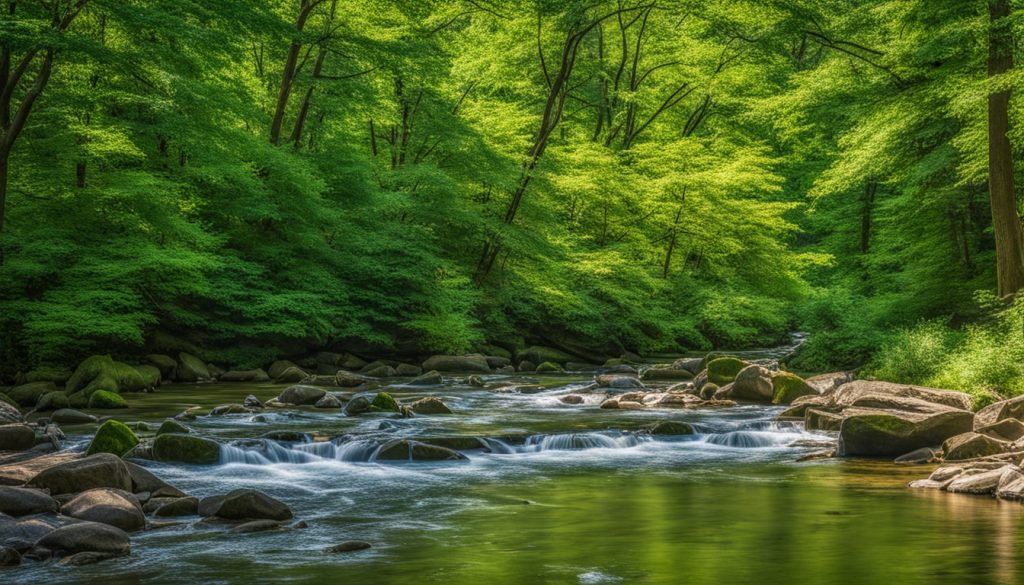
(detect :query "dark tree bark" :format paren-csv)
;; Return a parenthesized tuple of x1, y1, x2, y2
(987, 0, 1024, 297)
(270, 0, 324, 145)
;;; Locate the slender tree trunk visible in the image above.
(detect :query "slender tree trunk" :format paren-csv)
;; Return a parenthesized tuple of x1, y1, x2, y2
(988, 0, 1024, 297)
(270, 0, 321, 145)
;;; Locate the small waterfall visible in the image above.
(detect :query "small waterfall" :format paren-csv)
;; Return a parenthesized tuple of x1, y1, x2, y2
(481, 438, 515, 454)
(702, 431, 798, 449)
(219, 438, 381, 464)
(520, 432, 646, 452)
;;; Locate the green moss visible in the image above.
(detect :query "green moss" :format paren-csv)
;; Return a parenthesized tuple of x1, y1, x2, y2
(67, 391, 89, 408)
(152, 433, 221, 464)
(88, 389, 128, 409)
(85, 419, 140, 456)
(157, 419, 191, 436)
(36, 391, 70, 411)
(370, 392, 400, 412)
(8, 382, 57, 406)
(771, 372, 818, 404)
(535, 361, 564, 373)
(706, 357, 746, 385)
(135, 364, 162, 388)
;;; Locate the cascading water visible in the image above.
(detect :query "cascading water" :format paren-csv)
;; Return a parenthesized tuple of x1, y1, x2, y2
(220, 438, 382, 464)
(520, 432, 647, 452)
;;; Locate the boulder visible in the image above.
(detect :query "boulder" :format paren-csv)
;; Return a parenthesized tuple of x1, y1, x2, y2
(832, 380, 972, 412)
(274, 366, 308, 383)
(647, 421, 695, 435)
(314, 394, 342, 409)
(209, 404, 250, 416)
(976, 418, 1024, 442)
(408, 370, 443, 386)
(0, 425, 35, 452)
(975, 395, 1024, 429)
(35, 391, 70, 412)
(8, 382, 58, 407)
(153, 496, 198, 517)
(804, 408, 845, 432)
(0, 487, 58, 516)
(363, 365, 397, 378)
(343, 395, 371, 416)
(87, 389, 128, 409)
(771, 372, 818, 404)
(334, 371, 369, 387)
(0, 400, 21, 425)
(202, 488, 292, 521)
(641, 367, 694, 381)
(805, 371, 855, 394)
(996, 467, 1024, 500)
(409, 397, 453, 415)
(324, 540, 372, 553)
(517, 346, 576, 366)
(374, 439, 467, 462)
(706, 357, 747, 385)
(20, 367, 72, 385)
(595, 375, 644, 390)
(66, 355, 148, 394)
(370, 392, 400, 412)
(941, 432, 1007, 461)
(0, 515, 57, 551)
(229, 519, 282, 534)
(729, 365, 773, 402)
(51, 408, 97, 424)
(219, 369, 270, 383)
(671, 357, 705, 374)
(35, 521, 130, 557)
(779, 394, 829, 418)
(27, 453, 132, 495)
(516, 360, 536, 372)
(85, 420, 139, 457)
(151, 433, 220, 464)
(422, 355, 491, 373)
(175, 352, 211, 382)
(144, 354, 178, 379)
(123, 461, 186, 497)
(395, 363, 422, 376)
(135, 364, 162, 389)
(535, 361, 564, 373)
(267, 360, 301, 380)
(278, 385, 326, 405)
(156, 419, 190, 436)
(837, 408, 974, 457)
(61, 488, 145, 532)
(946, 465, 1016, 495)
(654, 393, 702, 408)
(485, 356, 511, 369)
(561, 395, 585, 405)
(0, 546, 18, 566)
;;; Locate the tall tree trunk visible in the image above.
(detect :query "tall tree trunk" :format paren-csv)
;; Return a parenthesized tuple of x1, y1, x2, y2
(988, 0, 1024, 297)
(270, 0, 322, 145)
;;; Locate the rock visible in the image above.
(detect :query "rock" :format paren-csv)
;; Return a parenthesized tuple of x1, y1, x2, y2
(946, 465, 1016, 495)
(333, 371, 368, 387)
(975, 395, 1024, 429)
(837, 408, 975, 457)
(805, 371, 855, 394)
(654, 393, 702, 408)
(123, 461, 185, 497)
(517, 360, 536, 372)
(229, 519, 282, 534)
(942, 432, 1008, 461)
(135, 364, 162, 389)
(145, 354, 178, 379)
(647, 421, 695, 435)
(599, 398, 620, 409)
(0, 515, 57, 551)
(561, 394, 585, 405)
(203, 489, 292, 521)
(371, 392, 400, 412)
(267, 360, 300, 380)
(671, 357, 705, 374)
(408, 370, 443, 386)
(220, 369, 270, 382)
(209, 404, 250, 416)
(420, 437, 485, 450)
(596, 374, 644, 389)
(324, 540, 372, 553)
(706, 357, 747, 385)
(535, 361, 564, 373)
(467, 375, 485, 387)
(176, 352, 211, 382)
(343, 395, 371, 416)
(699, 383, 719, 400)
(7, 382, 57, 407)
(996, 467, 1024, 500)
(0, 487, 58, 516)
(314, 394, 342, 409)
(395, 363, 422, 376)
(832, 380, 972, 412)
(58, 551, 120, 566)
(422, 355, 491, 373)
(641, 367, 694, 381)
(0, 424, 35, 452)
(485, 356, 511, 369)
(36, 521, 130, 557)
(779, 395, 828, 418)
(976, 418, 1024, 442)
(374, 439, 468, 461)
(35, 391, 69, 412)
(153, 496, 199, 517)
(728, 365, 774, 402)
(0, 400, 21, 425)
(771, 372, 818, 404)
(27, 453, 132, 495)
(278, 385, 326, 405)
(274, 366, 308, 383)
(156, 419, 190, 436)
(409, 397, 452, 415)
(617, 401, 645, 410)
(517, 346, 575, 366)
(87, 390, 128, 409)
(66, 355, 148, 394)
(363, 365, 396, 378)
(20, 366, 72, 385)
(894, 447, 936, 464)
(85, 420, 139, 457)
(61, 488, 145, 531)
(565, 362, 597, 372)
(151, 433, 221, 464)
(0, 546, 19, 566)
(51, 408, 97, 424)
(242, 395, 263, 409)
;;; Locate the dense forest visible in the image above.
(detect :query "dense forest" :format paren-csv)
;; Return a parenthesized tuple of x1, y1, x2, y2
(1, 0, 1023, 399)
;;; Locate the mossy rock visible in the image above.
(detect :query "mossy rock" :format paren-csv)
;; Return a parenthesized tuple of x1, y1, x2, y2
(36, 391, 70, 412)
(86, 420, 140, 457)
(152, 433, 221, 464)
(67, 391, 89, 409)
(535, 361, 564, 373)
(370, 392, 400, 412)
(88, 390, 128, 409)
(8, 381, 57, 407)
(157, 419, 191, 436)
(67, 355, 149, 395)
(706, 357, 746, 385)
(135, 364, 162, 388)
(22, 367, 72, 385)
(0, 392, 17, 409)
(771, 372, 818, 404)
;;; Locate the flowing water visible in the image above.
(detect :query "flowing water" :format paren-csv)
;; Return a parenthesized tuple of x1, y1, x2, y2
(14, 346, 1024, 584)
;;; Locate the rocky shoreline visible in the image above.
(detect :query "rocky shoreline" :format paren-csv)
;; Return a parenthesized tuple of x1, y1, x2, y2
(2, 348, 1023, 571)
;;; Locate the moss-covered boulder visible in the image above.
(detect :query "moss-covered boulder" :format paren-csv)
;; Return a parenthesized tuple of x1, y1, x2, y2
(771, 372, 818, 404)
(421, 354, 491, 373)
(0, 392, 18, 412)
(535, 361, 564, 373)
(66, 355, 148, 396)
(144, 354, 178, 379)
(135, 365, 162, 389)
(837, 409, 974, 457)
(517, 346, 576, 366)
(219, 369, 270, 382)
(175, 352, 211, 382)
(21, 367, 72, 385)
(157, 419, 191, 436)
(152, 433, 221, 464)
(86, 420, 140, 457)
(8, 381, 58, 407)
(88, 390, 128, 409)
(370, 392, 400, 412)
(706, 357, 747, 385)
(641, 367, 694, 381)
(35, 391, 70, 412)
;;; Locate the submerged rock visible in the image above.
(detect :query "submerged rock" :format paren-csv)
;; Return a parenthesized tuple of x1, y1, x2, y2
(324, 540, 372, 553)
(201, 488, 292, 521)
(646, 421, 695, 435)
(229, 519, 282, 534)
(409, 396, 452, 415)
(408, 370, 443, 386)
(36, 521, 130, 557)
(314, 394, 343, 409)
(374, 439, 467, 462)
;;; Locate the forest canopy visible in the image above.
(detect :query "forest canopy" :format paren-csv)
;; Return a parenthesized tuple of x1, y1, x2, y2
(0, 0, 1022, 382)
